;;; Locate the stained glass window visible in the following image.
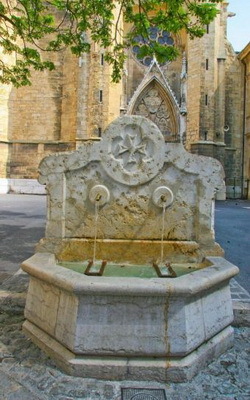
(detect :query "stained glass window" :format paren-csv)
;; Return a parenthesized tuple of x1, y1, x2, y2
(132, 27, 174, 66)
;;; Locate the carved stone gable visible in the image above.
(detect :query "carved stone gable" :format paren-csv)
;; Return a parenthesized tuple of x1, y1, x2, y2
(132, 80, 178, 141)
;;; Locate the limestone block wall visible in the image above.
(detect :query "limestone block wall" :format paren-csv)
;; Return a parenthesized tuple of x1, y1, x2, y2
(0, 84, 12, 142)
(187, 6, 225, 146)
(224, 44, 244, 194)
(8, 52, 65, 142)
(187, 2, 245, 197)
(0, 41, 78, 180)
(0, 75, 13, 178)
(245, 56, 250, 198)
(83, 50, 110, 138)
(60, 50, 78, 142)
(238, 43, 250, 199)
(76, 44, 122, 142)
(186, 36, 202, 146)
(6, 142, 75, 179)
(0, 143, 8, 177)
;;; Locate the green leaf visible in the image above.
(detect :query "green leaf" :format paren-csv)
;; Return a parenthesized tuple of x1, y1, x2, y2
(0, 0, 224, 86)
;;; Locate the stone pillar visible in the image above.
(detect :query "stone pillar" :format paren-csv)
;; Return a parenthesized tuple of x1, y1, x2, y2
(215, 58, 226, 143)
(186, 37, 202, 146)
(246, 69, 250, 199)
(0, 83, 12, 183)
(76, 52, 91, 142)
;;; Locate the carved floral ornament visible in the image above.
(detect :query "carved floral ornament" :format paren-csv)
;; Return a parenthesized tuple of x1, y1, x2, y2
(101, 117, 165, 186)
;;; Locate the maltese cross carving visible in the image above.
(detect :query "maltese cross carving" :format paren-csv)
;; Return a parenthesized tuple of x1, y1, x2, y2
(101, 117, 165, 186)
(115, 132, 150, 168)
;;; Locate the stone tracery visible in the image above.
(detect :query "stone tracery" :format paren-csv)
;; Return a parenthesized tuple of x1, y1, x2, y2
(132, 80, 178, 142)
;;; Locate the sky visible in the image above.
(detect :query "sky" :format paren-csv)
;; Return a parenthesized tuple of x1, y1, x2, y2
(227, 0, 250, 52)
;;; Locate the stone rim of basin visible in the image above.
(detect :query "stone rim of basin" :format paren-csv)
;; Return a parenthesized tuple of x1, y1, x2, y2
(22, 252, 239, 297)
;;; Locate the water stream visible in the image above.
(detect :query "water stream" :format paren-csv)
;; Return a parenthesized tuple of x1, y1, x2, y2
(92, 199, 100, 266)
(160, 205, 166, 267)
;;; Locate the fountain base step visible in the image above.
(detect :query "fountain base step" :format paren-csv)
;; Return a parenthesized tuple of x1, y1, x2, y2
(23, 321, 234, 383)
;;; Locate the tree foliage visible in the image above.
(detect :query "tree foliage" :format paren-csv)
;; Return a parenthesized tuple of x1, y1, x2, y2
(0, 0, 222, 87)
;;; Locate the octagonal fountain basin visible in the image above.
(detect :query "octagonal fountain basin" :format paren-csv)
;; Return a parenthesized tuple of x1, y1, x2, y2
(22, 252, 238, 383)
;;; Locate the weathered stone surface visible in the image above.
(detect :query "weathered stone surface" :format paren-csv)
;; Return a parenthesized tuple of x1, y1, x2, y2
(38, 238, 219, 264)
(233, 301, 250, 327)
(22, 319, 235, 382)
(37, 115, 225, 263)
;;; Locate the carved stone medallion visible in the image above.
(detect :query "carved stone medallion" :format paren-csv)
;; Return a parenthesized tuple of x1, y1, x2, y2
(101, 116, 165, 186)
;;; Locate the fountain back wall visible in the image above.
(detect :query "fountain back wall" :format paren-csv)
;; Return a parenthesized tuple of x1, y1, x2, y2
(36, 115, 225, 263)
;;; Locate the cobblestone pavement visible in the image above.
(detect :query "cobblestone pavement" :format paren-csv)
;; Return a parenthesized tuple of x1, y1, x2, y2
(0, 273, 250, 400)
(230, 279, 250, 303)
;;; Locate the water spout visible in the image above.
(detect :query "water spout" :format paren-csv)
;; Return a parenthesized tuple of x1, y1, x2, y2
(152, 186, 176, 277)
(85, 185, 110, 276)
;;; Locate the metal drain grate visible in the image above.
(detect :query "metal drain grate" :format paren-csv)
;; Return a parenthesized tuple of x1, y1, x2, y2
(121, 388, 167, 400)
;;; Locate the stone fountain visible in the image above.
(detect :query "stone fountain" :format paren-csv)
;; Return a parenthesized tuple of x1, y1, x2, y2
(22, 115, 238, 382)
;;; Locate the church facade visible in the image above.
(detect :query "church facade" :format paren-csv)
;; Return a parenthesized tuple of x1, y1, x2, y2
(0, 1, 249, 198)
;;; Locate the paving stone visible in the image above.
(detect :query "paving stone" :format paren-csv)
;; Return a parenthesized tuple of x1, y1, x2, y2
(230, 279, 250, 304)
(0, 370, 42, 400)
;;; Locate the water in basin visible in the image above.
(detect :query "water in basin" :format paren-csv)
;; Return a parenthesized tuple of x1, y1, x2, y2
(59, 261, 207, 278)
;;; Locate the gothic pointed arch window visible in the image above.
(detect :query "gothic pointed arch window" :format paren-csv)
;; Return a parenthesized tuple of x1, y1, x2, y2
(131, 79, 179, 142)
